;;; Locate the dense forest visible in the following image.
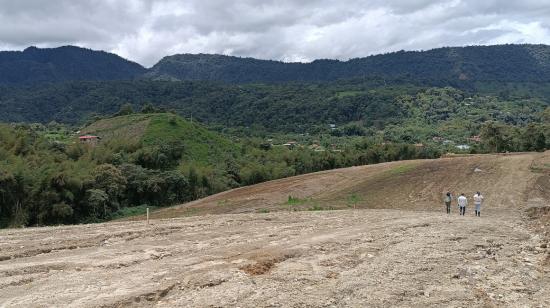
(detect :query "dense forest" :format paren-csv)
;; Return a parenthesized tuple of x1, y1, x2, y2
(0, 46, 145, 85)
(0, 79, 548, 138)
(147, 44, 550, 84)
(0, 112, 442, 228)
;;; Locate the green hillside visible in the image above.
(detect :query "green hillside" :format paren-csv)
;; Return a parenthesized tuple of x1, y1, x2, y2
(81, 113, 238, 165)
(0, 111, 446, 228)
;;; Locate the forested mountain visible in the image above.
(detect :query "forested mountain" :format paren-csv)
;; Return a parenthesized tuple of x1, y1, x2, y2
(0, 79, 424, 127)
(4, 44, 550, 86)
(0, 79, 547, 141)
(0, 46, 146, 85)
(146, 44, 550, 84)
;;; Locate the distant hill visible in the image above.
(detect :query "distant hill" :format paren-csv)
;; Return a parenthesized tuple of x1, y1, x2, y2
(0, 79, 547, 135)
(0, 46, 146, 85)
(146, 44, 550, 84)
(3, 44, 550, 85)
(0, 79, 417, 127)
(81, 113, 238, 165)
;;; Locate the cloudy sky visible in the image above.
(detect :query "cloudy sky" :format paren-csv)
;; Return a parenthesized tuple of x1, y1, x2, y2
(1, 0, 550, 67)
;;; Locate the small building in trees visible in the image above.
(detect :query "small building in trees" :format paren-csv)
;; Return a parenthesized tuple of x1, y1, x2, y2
(79, 135, 101, 146)
(283, 141, 299, 149)
(468, 135, 482, 143)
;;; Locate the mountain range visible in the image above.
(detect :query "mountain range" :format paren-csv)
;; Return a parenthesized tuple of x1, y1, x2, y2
(3, 44, 550, 85)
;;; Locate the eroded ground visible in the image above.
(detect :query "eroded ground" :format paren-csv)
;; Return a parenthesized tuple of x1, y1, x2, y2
(1, 153, 548, 307)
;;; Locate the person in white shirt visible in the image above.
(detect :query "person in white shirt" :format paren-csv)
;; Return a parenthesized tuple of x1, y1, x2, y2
(457, 193, 468, 216)
(473, 192, 484, 217)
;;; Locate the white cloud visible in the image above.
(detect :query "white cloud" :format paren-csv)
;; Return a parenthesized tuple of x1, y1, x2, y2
(0, 0, 549, 66)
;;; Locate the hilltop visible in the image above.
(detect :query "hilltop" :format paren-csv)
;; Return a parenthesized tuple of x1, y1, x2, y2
(81, 113, 238, 165)
(0, 46, 145, 85)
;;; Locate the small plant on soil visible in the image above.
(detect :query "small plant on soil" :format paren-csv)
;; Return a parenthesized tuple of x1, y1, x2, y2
(347, 193, 363, 209)
(286, 195, 311, 211)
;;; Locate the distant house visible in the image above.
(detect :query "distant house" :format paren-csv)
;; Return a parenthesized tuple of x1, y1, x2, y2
(283, 141, 299, 149)
(432, 136, 444, 142)
(329, 124, 336, 130)
(414, 143, 425, 148)
(455, 144, 470, 150)
(79, 135, 101, 145)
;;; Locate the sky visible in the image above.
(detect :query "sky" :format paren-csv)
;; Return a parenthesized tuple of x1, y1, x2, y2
(1, 0, 550, 67)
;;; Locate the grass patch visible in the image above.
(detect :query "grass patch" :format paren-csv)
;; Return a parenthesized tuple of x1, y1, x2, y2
(530, 163, 550, 173)
(143, 113, 238, 165)
(81, 114, 151, 143)
(217, 199, 230, 206)
(387, 163, 418, 175)
(181, 208, 200, 217)
(110, 205, 158, 220)
(284, 196, 336, 212)
(347, 193, 363, 209)
(308, 205, 336, 211)
(285, 195, 316, 211)
(286, 196, 311, 205)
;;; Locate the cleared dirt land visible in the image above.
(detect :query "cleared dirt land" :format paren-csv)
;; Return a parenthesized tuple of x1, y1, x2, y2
(1, 152, 549, 307)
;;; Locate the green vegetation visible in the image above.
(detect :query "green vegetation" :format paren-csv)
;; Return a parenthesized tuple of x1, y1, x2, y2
(110, 205, 159, 220)
(146, 45, 550, 84)
(0, 113, 439, 228)
(387, 164, 418, 175)
(347, 193, 363, 209)
(308, 205, 335, 211)
(1, 44, 549, 228)
(286, 196, 310, 205)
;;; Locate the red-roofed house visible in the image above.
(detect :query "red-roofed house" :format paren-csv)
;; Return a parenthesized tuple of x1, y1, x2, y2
(79, 135, 101, 146)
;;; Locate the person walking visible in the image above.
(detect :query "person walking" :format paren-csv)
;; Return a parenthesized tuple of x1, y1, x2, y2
(444, 192, 452, 214)
(474, 191, 484, 217)
(457, 193, 468, 216)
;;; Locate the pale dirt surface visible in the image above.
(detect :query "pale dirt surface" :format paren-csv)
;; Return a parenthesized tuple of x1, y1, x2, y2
(0, 153, 548, 307)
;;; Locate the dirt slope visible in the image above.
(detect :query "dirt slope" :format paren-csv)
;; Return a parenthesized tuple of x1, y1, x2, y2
(144, 153, 541, 219)
(0, 152, 548, 307)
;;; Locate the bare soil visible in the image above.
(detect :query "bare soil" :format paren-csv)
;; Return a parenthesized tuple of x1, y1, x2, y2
(1, 152, 548, 307)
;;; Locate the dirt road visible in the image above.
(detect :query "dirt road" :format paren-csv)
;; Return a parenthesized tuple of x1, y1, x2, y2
(0, 153, 548, 307)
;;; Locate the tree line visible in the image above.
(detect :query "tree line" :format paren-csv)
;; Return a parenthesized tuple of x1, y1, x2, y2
(0, 121, 441, 227)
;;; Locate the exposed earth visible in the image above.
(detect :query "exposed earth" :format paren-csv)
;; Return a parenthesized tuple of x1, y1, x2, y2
(1, 152, 548, 307)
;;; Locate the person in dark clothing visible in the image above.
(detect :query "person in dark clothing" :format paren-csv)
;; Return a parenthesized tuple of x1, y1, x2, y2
(444, 192, 452, 214)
